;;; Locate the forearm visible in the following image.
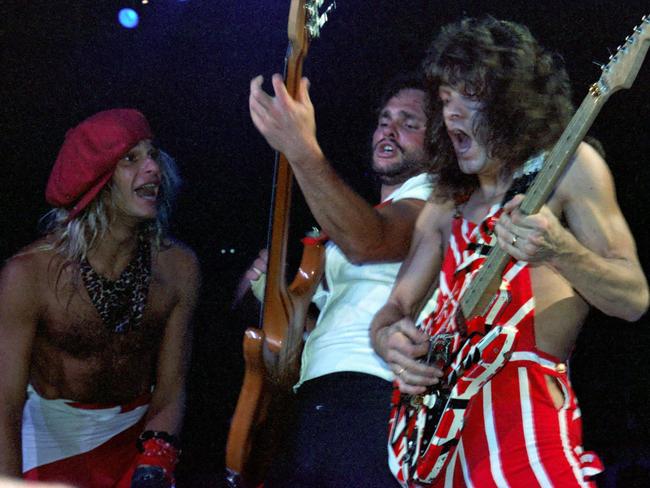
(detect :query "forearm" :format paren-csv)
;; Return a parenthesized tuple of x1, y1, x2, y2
(0, 450, 21, 477)
(370, 301, 406, 356)
(250, 74, 420, 262)
(290, 149, 396, 261)
(547, 146, 648, 321)
(0, 409, 23, 476)
(143, 387, 186, 436)
(371, 203, 447, 357)
(552, 233, 649, 321)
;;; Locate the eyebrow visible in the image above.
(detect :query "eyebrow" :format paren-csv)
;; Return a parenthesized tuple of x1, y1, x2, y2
(380, 109, 424, 121)
(122, 147, 144, 160)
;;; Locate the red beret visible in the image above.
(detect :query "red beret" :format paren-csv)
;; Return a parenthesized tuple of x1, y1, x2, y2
(46, 108, 153, 219)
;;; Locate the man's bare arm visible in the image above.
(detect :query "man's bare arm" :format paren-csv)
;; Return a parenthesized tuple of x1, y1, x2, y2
(0, 255, 40, 476)
(142, 246, 200, 438)
(370, 200, 453, 394)
(249, 74, 427, 263)
(496, 142, 649, 320)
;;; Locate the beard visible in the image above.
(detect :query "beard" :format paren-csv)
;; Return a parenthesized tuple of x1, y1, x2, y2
(372, 151, 430, 186)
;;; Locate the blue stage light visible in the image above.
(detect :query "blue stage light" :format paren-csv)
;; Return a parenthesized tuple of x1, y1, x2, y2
(118, 8, 139, 29)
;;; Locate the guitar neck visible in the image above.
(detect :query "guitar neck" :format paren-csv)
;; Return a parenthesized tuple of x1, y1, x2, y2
(265, 39, 306, 294)
(521, 91, 607, 215)
(261, 0, 335, 349)
(262, 44, 306, 349)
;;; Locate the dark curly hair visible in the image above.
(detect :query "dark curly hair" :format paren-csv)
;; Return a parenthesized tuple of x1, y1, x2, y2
(423, 17, 574, 201)
(375, 71, 430, 116)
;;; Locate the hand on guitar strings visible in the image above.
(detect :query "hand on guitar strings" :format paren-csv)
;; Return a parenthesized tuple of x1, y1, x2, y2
(249, 73, 323, 166)
(495, 194, 571, 266)
(374, 316, 443, 395)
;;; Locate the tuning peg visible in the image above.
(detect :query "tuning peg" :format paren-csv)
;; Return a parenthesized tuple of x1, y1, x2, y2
(324, 2, 336, 17)
(588, 82, 603, 97)
(592, 61, 606, 71)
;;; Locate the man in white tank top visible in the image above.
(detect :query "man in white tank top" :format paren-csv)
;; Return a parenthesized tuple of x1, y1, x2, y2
(242, 72, 437, 486)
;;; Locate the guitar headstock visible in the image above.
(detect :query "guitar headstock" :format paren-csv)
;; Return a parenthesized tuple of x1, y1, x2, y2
(594, 15, 650, 97)
(288, 0, 336, 58)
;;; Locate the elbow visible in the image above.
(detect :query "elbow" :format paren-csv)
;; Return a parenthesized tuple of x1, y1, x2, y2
(616, 284, 649, 323)
(628, 286, 649, 322)
(337, 219, 412, 264)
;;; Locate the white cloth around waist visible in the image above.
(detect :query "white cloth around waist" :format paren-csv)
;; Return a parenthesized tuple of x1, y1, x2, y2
(22, 384, 148, 472)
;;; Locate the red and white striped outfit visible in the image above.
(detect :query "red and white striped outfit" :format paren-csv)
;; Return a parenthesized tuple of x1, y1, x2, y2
(416, 204, 603, 487)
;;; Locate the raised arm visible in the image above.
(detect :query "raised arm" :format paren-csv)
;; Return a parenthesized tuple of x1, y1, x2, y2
(370, 200, 453, 394)
(249, 74, 426, 263)
(0, 255, 40, 476)
(496, 142, 649, 321)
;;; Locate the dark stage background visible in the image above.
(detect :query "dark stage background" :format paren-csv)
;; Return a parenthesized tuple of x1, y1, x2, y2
(2, 1, 649, 486)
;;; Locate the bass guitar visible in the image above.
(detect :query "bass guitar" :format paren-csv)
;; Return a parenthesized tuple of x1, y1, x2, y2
(225, 1, 335, 486)
(388, 15, 650, 486)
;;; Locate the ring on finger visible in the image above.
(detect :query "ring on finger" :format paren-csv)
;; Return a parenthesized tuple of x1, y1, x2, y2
(511, 235, 518, 246)
(396, 367, 406, 377)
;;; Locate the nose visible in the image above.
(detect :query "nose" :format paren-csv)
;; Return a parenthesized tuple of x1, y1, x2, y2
(380, 120, 397, 138)
(443, 96, 463, 122)
(142, 155, 161, 176)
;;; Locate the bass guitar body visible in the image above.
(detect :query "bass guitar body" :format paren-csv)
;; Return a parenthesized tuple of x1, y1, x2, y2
(226, 240, 324, 487)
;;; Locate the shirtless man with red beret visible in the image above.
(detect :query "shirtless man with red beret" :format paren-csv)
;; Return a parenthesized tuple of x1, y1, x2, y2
(0, 109, 200, 488)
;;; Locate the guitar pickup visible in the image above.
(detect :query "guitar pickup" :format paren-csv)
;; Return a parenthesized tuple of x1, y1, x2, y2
(425, 333, 458, 369)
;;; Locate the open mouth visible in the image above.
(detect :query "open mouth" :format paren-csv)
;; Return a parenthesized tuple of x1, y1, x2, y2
(134, 183, 159, 201)
(375, 140, 401, 157)
(448, 129, 472, 155)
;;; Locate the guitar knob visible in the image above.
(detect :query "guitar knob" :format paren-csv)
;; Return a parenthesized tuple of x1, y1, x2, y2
(410, 395, 424, 407)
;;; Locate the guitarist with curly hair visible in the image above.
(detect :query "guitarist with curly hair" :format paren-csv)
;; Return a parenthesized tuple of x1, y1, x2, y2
(371, 17, 648, 487)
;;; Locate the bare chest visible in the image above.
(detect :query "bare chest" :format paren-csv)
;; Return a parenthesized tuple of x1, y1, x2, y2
(31, 270, 178, 401)
(41, 274, 176, 357)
